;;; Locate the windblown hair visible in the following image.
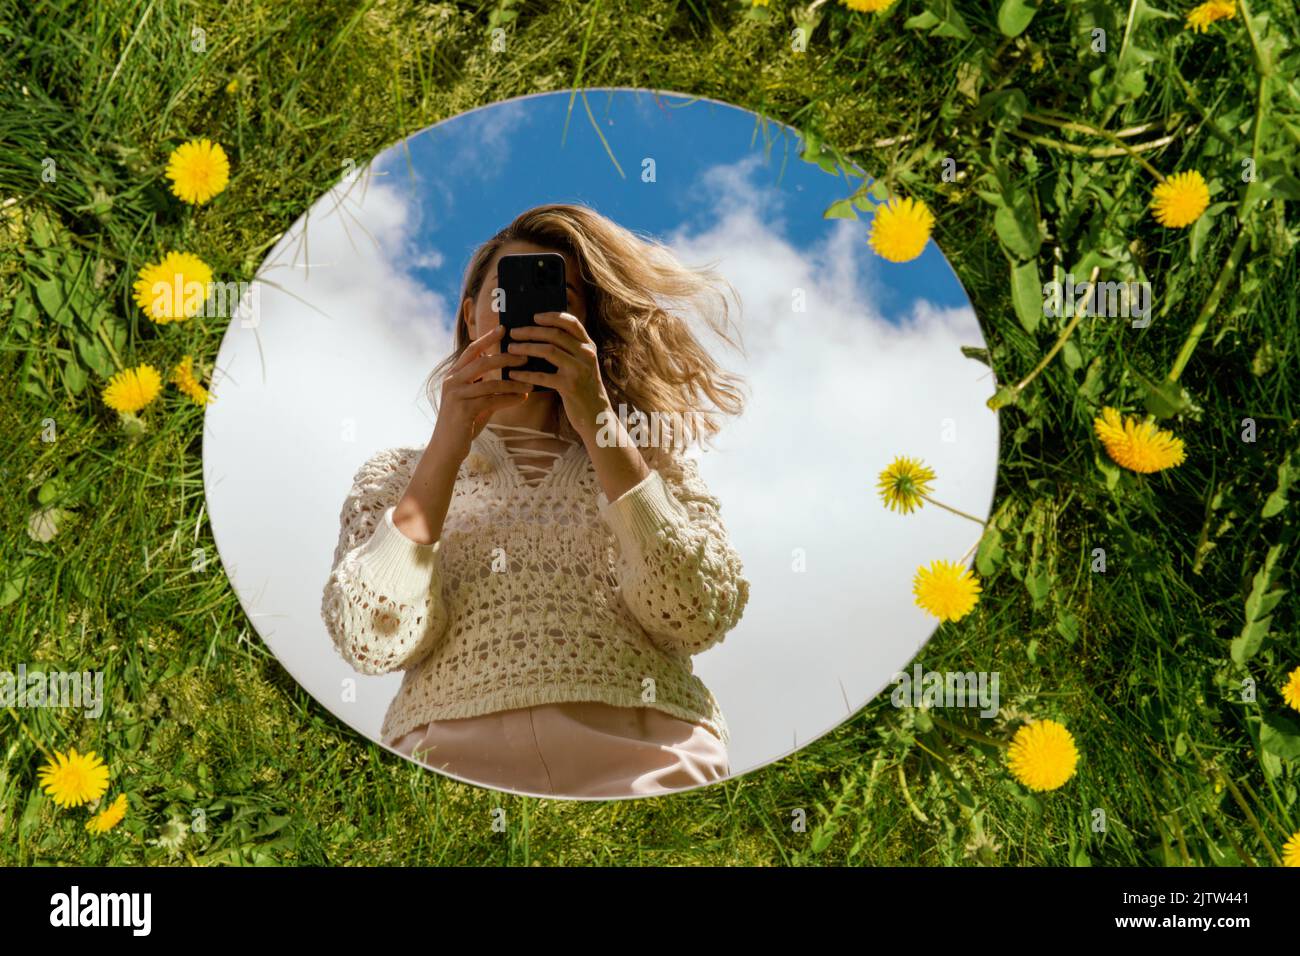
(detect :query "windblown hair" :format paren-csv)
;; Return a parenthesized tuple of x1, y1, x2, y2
(426, 203, 747, 456)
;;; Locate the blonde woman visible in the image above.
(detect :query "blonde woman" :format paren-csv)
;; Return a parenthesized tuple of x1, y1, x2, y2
(320, 203, 750, 798)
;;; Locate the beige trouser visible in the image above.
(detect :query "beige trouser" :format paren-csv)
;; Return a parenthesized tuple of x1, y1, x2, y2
(386, 701, 730, 798)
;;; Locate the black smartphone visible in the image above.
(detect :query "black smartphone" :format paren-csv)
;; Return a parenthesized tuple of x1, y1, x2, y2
(495, 252, 567, 391)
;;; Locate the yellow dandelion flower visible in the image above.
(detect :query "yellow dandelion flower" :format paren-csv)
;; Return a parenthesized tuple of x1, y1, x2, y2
(37, 747, 110, 809)
(1150, 170, 1210, 228)
(913, 559, 981, 622)
(225, 78, 239, 94)
(165, 138, 230, 205)
(1007, 718, 1079, 791)
(171, 354, 212, 406)
(1284, 830, 1300, 867)
(868, 196, 934, 263)
(132, 251, 213, 323)
(102, 364, 163, 414)
(86, 793, 129, 834)
(841, 0, 897, 11)
(751, 0, 770, 6)
(1185, 0, 1236, 33)
(1282, 666, 1300, 713)
(877, 455, 936, 514)
(1093, 407, 1186, 473)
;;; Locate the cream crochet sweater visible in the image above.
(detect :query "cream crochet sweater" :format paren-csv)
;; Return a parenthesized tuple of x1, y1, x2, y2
(320, 422, 750, 747)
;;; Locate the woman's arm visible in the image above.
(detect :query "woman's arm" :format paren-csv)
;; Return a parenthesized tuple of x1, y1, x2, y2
(390, 425, 469, 545)
(320, 449, 451, 675)
(598, 451, 750, 656)
(322, 325, 531, 674)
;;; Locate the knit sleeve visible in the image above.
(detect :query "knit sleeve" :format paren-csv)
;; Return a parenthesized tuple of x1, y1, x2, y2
(319, 448, 450, 675)
(597, 451, 750, 656)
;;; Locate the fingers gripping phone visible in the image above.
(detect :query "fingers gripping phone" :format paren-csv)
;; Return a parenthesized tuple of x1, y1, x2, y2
(495, 252, 567, 392)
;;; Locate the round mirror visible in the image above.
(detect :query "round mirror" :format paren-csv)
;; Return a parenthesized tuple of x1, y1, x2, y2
(204, 88, 998, 800)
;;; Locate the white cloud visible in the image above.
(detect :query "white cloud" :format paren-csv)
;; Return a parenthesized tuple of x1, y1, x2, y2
(249, 168, 453, 381)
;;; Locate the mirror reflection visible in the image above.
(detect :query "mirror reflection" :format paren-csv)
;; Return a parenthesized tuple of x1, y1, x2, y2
(203, 89, 999, 800)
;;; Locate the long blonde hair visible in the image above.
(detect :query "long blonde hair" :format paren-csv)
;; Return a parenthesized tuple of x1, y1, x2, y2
(426, 203, 747, 455)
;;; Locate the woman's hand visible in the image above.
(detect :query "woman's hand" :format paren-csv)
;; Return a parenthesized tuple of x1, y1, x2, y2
(506, 311, 612, 441)
(431, 325, 533, 463)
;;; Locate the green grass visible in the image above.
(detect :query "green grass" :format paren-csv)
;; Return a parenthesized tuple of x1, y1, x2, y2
(1, 0, 1297, 865)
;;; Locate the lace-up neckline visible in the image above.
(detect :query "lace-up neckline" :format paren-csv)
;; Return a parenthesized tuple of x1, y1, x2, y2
(480, 422, 582, 488)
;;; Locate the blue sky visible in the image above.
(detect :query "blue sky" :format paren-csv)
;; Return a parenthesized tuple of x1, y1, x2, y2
(371, 88, 970, 324)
